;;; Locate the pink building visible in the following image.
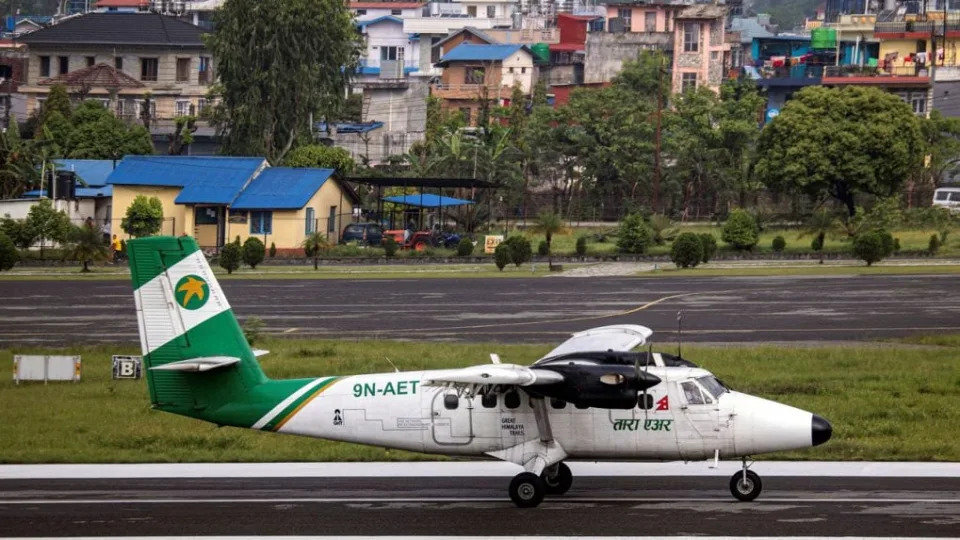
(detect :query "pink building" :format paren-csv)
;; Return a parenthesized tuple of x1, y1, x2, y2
(671, 4, 730, 94)
(604, 1, 685, 34)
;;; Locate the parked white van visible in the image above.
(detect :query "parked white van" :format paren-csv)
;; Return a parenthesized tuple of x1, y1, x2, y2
(933, 187, 960, 212)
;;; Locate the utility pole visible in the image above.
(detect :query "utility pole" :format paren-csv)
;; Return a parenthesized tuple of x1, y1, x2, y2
(652, 55, 664, 214)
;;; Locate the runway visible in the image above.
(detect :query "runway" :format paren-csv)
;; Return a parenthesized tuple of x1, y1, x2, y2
(1, 462, 959, 537)
(1, 274, 959, 345)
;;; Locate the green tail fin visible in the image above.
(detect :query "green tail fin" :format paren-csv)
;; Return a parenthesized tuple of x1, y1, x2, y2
(128, 236, 269, 422)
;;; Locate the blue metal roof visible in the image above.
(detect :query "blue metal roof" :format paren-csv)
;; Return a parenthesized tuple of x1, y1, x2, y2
(54, 159, 115, 187)
(231, 168, 335, 210)
(383, 194, 474, 208)
(440, 43, 527, 63)
(22, 185, 113, 198)
(357, 15, 403, 28)
(107, 156, 265, 205)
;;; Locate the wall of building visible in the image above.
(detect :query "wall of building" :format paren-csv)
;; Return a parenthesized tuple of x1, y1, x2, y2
(111, 185, 186, 239)
(362, 21, 419, 69)
(501, 51, 535, 91)
(605, 5, 680, 33)
(672, 18, 728, 93)
(583, 31, 672, 84)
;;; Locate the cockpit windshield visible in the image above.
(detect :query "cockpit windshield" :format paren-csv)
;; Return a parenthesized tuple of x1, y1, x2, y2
(697, 376, 728, 399)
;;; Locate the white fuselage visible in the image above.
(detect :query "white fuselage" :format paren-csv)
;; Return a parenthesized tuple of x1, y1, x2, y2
(272, 366, 816, 463)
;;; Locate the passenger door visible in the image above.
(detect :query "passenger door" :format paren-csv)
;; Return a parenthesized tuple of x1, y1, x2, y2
(430, 390, 474, 446)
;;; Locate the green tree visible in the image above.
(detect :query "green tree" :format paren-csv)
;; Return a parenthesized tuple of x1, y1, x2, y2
(529, 211, 564, 251)
(242, 237, 266, 269)
(502, 235, 532, 267)
(698, 233, 717, 263)
(66, 101, 154, 159)
(301, 231, 329, 270)
(122, 195, 164, 238)
(852, 231, 886, 266)
(219, 242, 241, 274)
(0, 116, 43, 200)
(616, 213, 652, 254)
(755, 86, 924, 216)
(671, 232, 704, 268)
(207, 0, 361, 163)
(168, 115, 198, 155)
(494, 242, 511, 271)
(0, 231, 18, 271)
(772, 235, 786, 252)
(64, 223, 108, 272)
(721, 208, 759, 250)
(25, 199, 70, 258)
(283, 144, 356, 174)
(0, 218, 37, 250)
(34, 84, 72, 137)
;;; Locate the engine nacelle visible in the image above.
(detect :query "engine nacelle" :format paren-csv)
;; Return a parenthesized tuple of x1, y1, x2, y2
(530, 364, 661, 410)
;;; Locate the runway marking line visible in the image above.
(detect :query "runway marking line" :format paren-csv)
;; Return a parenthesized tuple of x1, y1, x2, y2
(2, 497, 958, 505)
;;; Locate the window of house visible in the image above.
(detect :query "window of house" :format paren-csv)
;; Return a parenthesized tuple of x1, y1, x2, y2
(911, 95, 927, 114)
(521, 67, 526, 73)
(0, 65, 11, 79)
(140, 57, 158, 81)
(644, 11, 656, 32)
(116, 99, 126, 117)
(431, 36, 442, 63)
(681, 72, 697, 92)
(175, 100, 191, 117)
(683, 22, 700, 52)
(465, 67, 485, 84)
(467, 5, 477, 16)
(197, 97, 207, 115)
(486, 5, 496, 17)
(380, 46, 398, 61)
(199, 56, 211, 84)
(114, 56, 123, 71)
(459, 107, 471, 123)
(328, 205, 337, 233)
(666, 10, 673, 32)
(711, 51, 719, 60)
(508, 67, 514, 73)
(391, 8, 401, 15)
(305, 207, 315, 234)
(618, 7, 632, 28)
(355, 8, 366, 15)
(40, 56, 50, 77)
(58, 56, 69, 75)
(86, 56, 95, 67)
(176, 58, 191, 82)
(250, 211, 273, 235)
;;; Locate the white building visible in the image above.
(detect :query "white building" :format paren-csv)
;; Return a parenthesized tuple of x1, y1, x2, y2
(350, 1, 426, 21)
(357, 16, 421, 79)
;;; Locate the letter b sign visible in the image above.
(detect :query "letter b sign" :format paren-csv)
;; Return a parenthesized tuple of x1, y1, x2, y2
(112, 356, 142, 380)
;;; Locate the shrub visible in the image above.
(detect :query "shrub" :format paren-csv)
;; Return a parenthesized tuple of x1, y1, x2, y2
(721, 209, 759, 250)
(456, 237, 474, 256)
(537, 240, 549, 256)
(929, 234, 941, 255)
(269, 242, 277, 258)
(1, 218, 36, 250)
(670, 233, 704, 269)
(648, 214, 678, 246)
(503, 236, 532, 267)
(121, 195, 164, 238)
(0, 231, 18, 271)
(698, 233, 717, 263)
(877, 230, 895, 258)
(616, 213, 652, 254)
(494, 243, 511, 271)
(852, 232, 886, 266)
(219, 243, 241, 274)
(811, 234, 824, 252)
(575, 236, 588, 257)
(242, 237, 265, 269)
(894, 237, 901, 253)
(383, 236, 398, 257)
(772, 235, 786, 252)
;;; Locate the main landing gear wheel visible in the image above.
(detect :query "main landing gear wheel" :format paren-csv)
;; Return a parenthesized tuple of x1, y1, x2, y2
(729, 469, 762, 502)
(541, 462, 573, 495)
(509, 472, 546, 508)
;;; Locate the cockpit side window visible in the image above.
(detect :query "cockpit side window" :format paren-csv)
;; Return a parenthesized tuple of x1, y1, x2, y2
(681, 381, 705, 405)
(697, 376, 728, 400)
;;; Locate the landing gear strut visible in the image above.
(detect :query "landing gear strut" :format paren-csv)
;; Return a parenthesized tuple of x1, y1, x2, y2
(541, 461, 573, 495)
(509, 472, 546, 508)
(729, 457, 762, 502)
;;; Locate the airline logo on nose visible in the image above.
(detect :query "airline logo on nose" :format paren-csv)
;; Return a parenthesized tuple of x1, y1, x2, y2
(175, 275, 209, 310)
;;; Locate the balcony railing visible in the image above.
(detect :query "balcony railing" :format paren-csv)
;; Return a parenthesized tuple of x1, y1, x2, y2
(823, 65, 929, 78)
(432, 82, 504, 93)
(874, 21, 936, 34)
(760, 64, 824, 80)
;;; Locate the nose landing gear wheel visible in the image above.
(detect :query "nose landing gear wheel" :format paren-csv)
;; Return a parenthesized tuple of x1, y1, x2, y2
(729, 469, 762, 502)
(541, 462, 573, 495)
(509, 472, 546, 508)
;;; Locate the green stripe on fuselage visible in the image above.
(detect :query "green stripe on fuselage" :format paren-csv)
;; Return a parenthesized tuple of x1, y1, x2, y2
(259, 376, 339, 432)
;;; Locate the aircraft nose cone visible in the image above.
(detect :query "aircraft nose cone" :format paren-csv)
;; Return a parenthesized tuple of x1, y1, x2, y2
(812, 414, 832, 446)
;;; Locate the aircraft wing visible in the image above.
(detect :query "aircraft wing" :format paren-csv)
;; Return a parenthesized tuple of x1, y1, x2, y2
(424, 364, 564, 395)
(539, 324, 653, 360)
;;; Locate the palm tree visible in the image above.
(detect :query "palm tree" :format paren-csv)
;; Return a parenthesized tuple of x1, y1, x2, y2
(798, 209, 838, 264)
(302, 231, 330, 270)
(530, 210, 565, 251)
(64, 224, 108, 272)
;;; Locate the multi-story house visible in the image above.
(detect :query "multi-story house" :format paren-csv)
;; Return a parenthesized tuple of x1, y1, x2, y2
(17, 13, 214, 128)
(0, 40, 28, 123)
(671, 4, 730, 94)
(433, 43, 536, 125)
(584, 0, 680, 84)
(351, 1, 426, 21)
(357, 16, 421, 79)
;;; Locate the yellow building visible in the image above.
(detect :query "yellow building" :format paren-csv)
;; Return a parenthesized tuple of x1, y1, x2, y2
(108, 156, 358, 251)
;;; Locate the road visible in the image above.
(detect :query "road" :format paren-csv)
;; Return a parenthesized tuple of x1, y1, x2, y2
(1, 274, 959, 345)
(1, 473, 958, 537)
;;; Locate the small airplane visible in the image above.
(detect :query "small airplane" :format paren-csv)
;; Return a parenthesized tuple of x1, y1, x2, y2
(128, 236, 832, 508)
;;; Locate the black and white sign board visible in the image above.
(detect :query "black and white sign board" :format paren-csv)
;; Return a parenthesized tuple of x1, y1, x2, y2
(112, 356, 142, 380)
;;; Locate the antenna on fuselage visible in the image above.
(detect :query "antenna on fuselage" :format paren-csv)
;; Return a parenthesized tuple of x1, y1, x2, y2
(677, 310, 683, 359)
(384, 357, 400, 373)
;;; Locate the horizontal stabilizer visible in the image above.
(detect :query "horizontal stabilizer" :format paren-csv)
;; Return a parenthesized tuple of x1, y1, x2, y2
(149, 356, 241, 373)
(253, 349, 270, 357)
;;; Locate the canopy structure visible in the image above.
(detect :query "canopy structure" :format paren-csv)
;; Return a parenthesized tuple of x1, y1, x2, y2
(382, 194, 474, 208)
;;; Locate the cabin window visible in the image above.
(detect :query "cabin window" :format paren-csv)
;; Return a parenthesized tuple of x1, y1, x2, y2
(504, 391, 520, 409)
(681, 381, 706, 405)
(550, 398, 566, 409)
(697, 376, 727, 400)
(443, 394, 459, 410)
(638, 393, 654, 409)
(481, 392, 497, 408)
(574, 402, 589, 410)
